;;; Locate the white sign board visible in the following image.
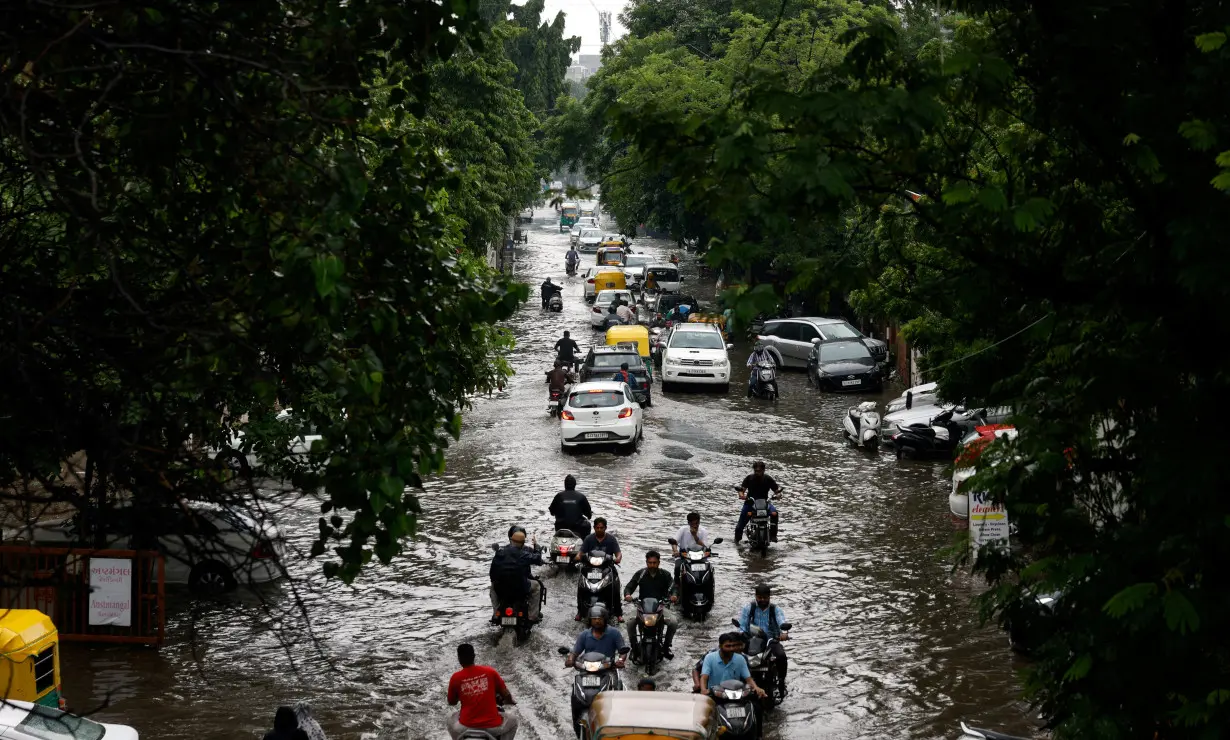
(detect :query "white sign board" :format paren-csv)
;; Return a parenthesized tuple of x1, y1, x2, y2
(969, 490, 1011, 558)
(88, 558, 133, 627)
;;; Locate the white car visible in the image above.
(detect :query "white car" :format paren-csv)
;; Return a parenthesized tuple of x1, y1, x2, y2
(569, 222, 584, 246)
(644, 263, 681, 293)
(590, 289, 635, 328)
(559, 381, 644, 452)
(0, 700, 138, 740)
(213, 408, 323, 474)
(578, 228, 604, 251)
(623, 265, 646, 289)
(661, 323, 732, 391)
(7, 501, 286, 594)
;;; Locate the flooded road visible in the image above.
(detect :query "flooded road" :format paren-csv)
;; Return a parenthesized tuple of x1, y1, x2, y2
(61, 209, 1037, 738)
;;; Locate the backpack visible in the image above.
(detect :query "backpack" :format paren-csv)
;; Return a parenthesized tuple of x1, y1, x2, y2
(491, 546, 529, 601)
(746, 601, 778, 633)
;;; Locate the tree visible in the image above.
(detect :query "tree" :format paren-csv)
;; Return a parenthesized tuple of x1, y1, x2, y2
(0, 0, 526, 584)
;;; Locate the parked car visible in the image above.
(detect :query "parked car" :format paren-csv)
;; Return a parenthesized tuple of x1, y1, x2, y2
(660, 323, 732, 392)
(578, 228, 604, 251)
(579, 346, 652, 405)
(0, 701, 139, 740)
(212, 407, 321, 474)
(570, 222, 584, 246)
(590, 289, 636, 328)
(756, 317, 889, 369)
(951, 425, 1019, 518)
(887, 381, 940, 413)
(7, 501, 285, 594)
(559, 381, 644, 453)
(806, 339, 883, 392)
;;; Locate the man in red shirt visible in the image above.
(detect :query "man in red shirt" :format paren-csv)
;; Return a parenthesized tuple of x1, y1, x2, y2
(446, 643, 518, 739)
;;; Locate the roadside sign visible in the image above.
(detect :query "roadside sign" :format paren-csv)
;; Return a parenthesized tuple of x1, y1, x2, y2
(88, 557, 133, 627)
(969, 490, 1010, 558)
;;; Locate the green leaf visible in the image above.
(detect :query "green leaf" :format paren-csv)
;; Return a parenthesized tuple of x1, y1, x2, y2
(1211, 171, 1230, 191)
(1208, 689, 1230, 706)
(1102, 582, 1158, 617)
(1195, 31, 1226, 52)
(1013, 197, 1056, 232)
(1216, 151, 1230, 167)
(1162, 590, 1201, 634)
(1063, 653, 1092, 682)
(1122, 133, 1141, 146)
(976, 185, 1008, 212)
(1178, 120, 1218, 151)
(941, 181, 975, 205)
(311, 255, 344, 298)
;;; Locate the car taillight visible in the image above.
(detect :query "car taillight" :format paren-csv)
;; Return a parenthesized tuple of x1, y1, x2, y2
(505, 607, 514, 616)
(618, 407, 633, 418)
(587, 278, 595, 284)
(561, 410, 575, 420)
(593, 307, 601, 313)
(252, 540, 277, 559)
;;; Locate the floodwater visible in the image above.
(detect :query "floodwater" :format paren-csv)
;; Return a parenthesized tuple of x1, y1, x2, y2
(60, 208, 1039, 739)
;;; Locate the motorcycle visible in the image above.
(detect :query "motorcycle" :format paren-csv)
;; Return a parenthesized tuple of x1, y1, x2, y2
(842, 400, 881, 450)
(557, 646, 629, 737)
(649, 328, 666, 368)
(601, 314, 628, 331)
(548, 528, 584, 571)
(630, 597, 666, 674)
(712, 679, 761, 739)
(557, 352, 582, 374)
(668, 536, 723, 620)
(565, 259, 578, 276)
(548, 293, 563, 312)
(489, 543, 546, 645)
(732, 619, 793, 709)
(548, 386, 568, 417)
(748, 361, 778, 401)
(577, 549, 618, 614)
(738, 487, 774, 556)
(890, 407, 986, 459)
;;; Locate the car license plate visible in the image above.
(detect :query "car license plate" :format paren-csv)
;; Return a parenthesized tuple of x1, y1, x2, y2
(584, 432, 606, 439)
(689, 563, 708, 571)
(581, 676, 602, 687)
(556, 556, 571, 563)
(680, 371, 708, 376)
(501, 617, 518, 626)
(726, 707, 747, 719)
(841, 379, 861, 386)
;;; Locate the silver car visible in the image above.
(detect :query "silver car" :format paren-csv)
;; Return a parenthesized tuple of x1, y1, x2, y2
(757, 317, 889, 369)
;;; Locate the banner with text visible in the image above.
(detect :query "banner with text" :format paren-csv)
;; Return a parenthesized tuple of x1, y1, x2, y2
(88, 558, 133, 627)
(969, 490, 1011, 558)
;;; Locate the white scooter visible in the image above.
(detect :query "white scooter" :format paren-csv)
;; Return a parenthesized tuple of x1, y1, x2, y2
(843, 400, 881, 450)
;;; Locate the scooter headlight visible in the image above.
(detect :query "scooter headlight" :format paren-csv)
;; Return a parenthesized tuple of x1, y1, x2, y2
(589, 555, 604, 567)
(747, 655, 762, 668)
(724, 689, 745, 700)
(641, 614, 659, 627)
(582, 660, 604, 672)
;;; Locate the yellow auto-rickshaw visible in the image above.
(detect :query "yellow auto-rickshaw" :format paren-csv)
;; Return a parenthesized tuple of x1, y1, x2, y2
(582, 691, 717, 740)
(591, 269, 627, 297)
(0, 610, 64, 708)
(606, 327, 652, 380)
(596, 245, 626, 266)
(688, 312, 729, 340)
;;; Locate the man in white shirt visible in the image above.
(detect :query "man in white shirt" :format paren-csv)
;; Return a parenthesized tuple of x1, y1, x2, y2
(615, 297, 636, 323)
(672, 512, 709, 555)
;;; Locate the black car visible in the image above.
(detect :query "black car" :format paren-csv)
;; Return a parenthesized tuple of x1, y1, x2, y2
(807, 339, 883, 392)
(579, 347, 653, 405)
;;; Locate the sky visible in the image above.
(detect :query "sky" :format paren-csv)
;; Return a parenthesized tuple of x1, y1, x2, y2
(536, 0, 629, 55)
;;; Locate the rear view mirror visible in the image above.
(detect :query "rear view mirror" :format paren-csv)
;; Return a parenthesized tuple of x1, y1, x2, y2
(726, 344, 734, 351)
(490, 543, 500, 552)
(712, 537, 724, 544)
(731, 618, 741, 628)
(780, 622, 793, 632)
(667, 537, 679, 545)
(811, 337, 821, 344)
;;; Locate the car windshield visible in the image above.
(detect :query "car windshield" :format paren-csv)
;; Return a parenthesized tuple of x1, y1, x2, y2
(596, 292, 631, 306)
(670, 331, 725, 349)
(819, 322, 861, 340)
(580, 229, 601, 239)
(820, 342, 871, 362)
(592, 354, 641, 369)
(625, 256, 651, 268)
(648, 267, 679, 280)
(658, 295, 696, 311)
(17, 705, 106, 740)
(569, 391, 626, 408)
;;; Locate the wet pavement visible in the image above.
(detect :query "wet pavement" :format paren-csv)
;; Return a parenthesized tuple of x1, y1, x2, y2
(61, 207, 1039, 738)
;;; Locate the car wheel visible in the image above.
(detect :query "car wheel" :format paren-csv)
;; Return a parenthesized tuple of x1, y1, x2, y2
(189, 561, 237, 595)
(719, 384, 730, 394)
(560, 442, 572, 455)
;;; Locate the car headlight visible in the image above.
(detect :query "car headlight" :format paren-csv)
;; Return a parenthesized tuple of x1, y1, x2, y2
(714, 359, 728, 367)
(666, 357, 682, 366)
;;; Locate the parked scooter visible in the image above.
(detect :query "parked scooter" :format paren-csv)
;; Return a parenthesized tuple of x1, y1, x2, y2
(489, 543, 546, 645)
(732, 619, 793, 709)
(577, 549, 619, 614)
(890, 408, 986, 459)
(548, 528, 585, 571)
(547, 293, 563, 312)
(843, 400, 881, 450)
(712, 679, 761, 739)
(668, 536, 724, 620)
(558, 646, 629, 737)
(748, 362, 778, 401)
(630, 597, 667, 674)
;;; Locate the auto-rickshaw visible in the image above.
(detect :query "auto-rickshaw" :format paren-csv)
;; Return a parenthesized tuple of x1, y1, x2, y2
(560, 202, 580, 231)
(591, 269, 627, 296)
(0, 610, 64, 708)
(596, 245, 626, 266)
(581, 691, 717, 740)
(688, 312, 729, 340)
(607, 328, 652, 380)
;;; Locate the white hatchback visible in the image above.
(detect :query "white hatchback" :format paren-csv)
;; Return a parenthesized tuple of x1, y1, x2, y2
(578, 228, 604, 251)
(0, 701, 138, 740)
(661, 323, 733, 391)
(560, 382, 644, 452)
(590, 289, 635, 328)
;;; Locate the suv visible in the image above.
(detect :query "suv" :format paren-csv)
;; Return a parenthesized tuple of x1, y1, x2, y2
(757, 317, 889, 369)
(661, 323, 732, 392)
(579, 347, 652, 405)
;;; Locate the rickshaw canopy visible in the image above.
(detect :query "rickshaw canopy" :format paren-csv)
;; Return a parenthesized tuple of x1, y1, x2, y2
(0, 611, 57, 660)
(605, 326, 651, 359)
(587, 691, 716, 739)
(597, 246, 626, 266)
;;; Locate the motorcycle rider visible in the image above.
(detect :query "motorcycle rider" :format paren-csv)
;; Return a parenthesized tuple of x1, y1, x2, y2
(738, 584, 790, 691)
(670, 511, 709, 579)
(735, 461, 781, 544)
(691, 632, 745, 694)
(549, 475, 593, 538)
(488, 526, 545, 624)
(747, 342, 773, 395)
(622, 550, 679, 660)
(615, 298, 636, 324)
(565, 246, 580, 274)
(540, 277, 562, 308)
(575, 517, 623, 620)
(554, 331, 582, 371)
(446, 643, 518, 739)
(699, 632, 767, 699)
(564, 605, 627, 668)
(545, 360, 573, 398)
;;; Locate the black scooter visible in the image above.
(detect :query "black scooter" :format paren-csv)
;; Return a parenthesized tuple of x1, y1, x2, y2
(577, 549, 619, 615)
(541, 283, 563, 309)
(732, 618, 793, 709)
(713, 679, 762, 739)
(558, 646, 629, 737)
(489, 544, 546, 646)
(668, 536, 724, 620)
(890, 408, 986, 459)
(630, 597, 666, 674)
(748, 362, 778, 401)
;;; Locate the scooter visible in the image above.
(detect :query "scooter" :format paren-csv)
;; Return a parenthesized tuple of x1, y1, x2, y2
(712, 679, 761, 739)
(843, 400, 881, 450)
(748, 362, 778, 401)
(668, 536, 724, 620)
(732, 619, 793, 710)
(740, 490, 774, 556)
(548, 293, 563, 312)
(549, 528, 585, 570)
(455, 705, 514, 739)
(577, 549, 619, 614)
(630, 597, 666, 674)
(489, 545, 546, 645)
(558, 646, 629, 737)
(565, 259, 578, 276)
(890, 408, 985, 459)
(601, 314, 628, 331)
(548, 387, 567, 416)
(541, 284, 563, 309)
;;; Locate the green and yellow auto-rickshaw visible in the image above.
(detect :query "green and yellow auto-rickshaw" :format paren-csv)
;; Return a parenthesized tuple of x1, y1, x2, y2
(0, 610, 64, 709)
(581, 691, 718, 740)
(560, 202, 581, 232)
(597, 245, 626, 267)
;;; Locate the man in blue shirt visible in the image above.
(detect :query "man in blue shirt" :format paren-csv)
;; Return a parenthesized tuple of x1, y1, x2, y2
(699, 632, 766, 698)
(565, 605, 628, 668)
(738, 584, 790, 689)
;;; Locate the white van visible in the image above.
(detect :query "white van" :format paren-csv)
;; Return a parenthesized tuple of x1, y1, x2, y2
(661, 323, 732, 392)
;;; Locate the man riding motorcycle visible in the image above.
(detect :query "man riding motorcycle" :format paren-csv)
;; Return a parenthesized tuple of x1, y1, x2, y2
(622, 550, 679, 660)
(615, 299, 635, 324)
(549, 475, 593, 538)
(747, 342, 773, 395)
(565, 246, 580, 274)
(738, 584, 790, 690)
(446, 643, 518, 739)
(576, 517, 623, 620)
(540, 278, 562, 309)
(554, 331, 582, 371)
(565, 605, 628, 668)
(546, 361, 573, 394)
(735, 461, 781, 544)
(670, 511, 709, 581)
(488, 526, 544, 624)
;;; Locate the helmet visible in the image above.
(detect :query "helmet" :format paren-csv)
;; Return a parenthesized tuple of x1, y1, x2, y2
(508, 525, 527, 540)
(587, 604, 609, 623)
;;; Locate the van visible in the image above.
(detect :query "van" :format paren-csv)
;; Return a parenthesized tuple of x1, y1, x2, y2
(660, 323, 733, 392)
